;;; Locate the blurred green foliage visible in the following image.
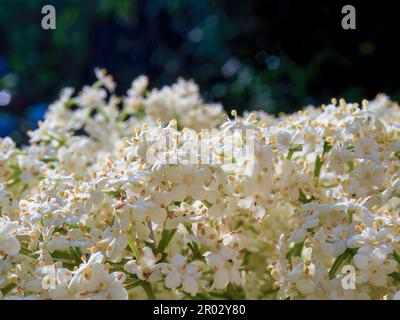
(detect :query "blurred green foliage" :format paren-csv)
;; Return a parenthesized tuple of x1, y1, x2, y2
(1, 1, 136, 101)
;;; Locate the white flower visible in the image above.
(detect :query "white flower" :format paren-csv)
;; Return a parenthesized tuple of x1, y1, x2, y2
(69, 252, 128, 300)
(279, 159, 312, 201)
(289, 216, 319, 244)
(347, 227, 393, 255)
(96, 228, 128, 263)
(328, 225, 353, 256)
(76, 86, 107, 108)
(95, 68, 116, 92)
(130, 200, 167, 225)
(164, 201, 206, 230)
(353, 249, 397, 286)
(130, 75, 148, 94)
(159, 253, 201, 296)
(0, 137, 15, 162)
(0, 184, 11, 203)
(166, 165, 214, 202)
(274, 129, 301, 152)
(353, 137, 380, 163)
(124, 247, 161, 282)
(205, 252, 241, 290)
(0, 218, 20, 259)
(326, 147, 352, 174)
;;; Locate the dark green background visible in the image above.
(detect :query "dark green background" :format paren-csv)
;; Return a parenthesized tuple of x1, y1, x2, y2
(0, 0, 399, 143)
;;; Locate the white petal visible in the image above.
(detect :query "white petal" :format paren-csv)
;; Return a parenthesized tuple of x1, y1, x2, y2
(92, 263, 107, 281)
(3, 237, 20, 256)
(205, 252, 225, 269)
(353, 254, 369, 270)
(107, 286, 128, 300)
(370, 247, 387, 264)
(333, 240, 347, 256)
(183, 276, 198, 296)
(213, 269, 230, 290)
(124, 261, 139, 275)
(296, 279, 315, 295)
(371, 272, 387, 287)
(165, 271, 181, 289)
(356, 270, 371, 284)
(289, 228, 306, 244)
(303, 218, 319, 229)
(141, 247, 156, 270)
(229, 269, 241, 286)
(171, 254, 185, 268)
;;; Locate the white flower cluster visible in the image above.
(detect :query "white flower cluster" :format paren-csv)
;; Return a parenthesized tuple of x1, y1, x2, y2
(269, 96, 400, 300)
(0, 69, 399, 300)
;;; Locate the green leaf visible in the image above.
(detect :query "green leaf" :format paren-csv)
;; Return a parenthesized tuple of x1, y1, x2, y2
(261, 286, 279, 296)
(156, 229, 177, 254)
(142, 282, 156, 300)
(67, 247, 82, 266)
(288, 242, 303, 258)
(1, 282, 17, 296)
(226, 283, 245, 300)
(187, 241, 205, 262)
(101, 189, 122, 198)
(287, 241, 304, 269)
(347, 160, 354, 172)
(298, 190, 315, 204)
(314, 155, 322, 179)
(287, 145, 303, 160)
(9, 164, 22, 176)
(390, 272, 400, 283)
(329, 249, 353, 279)
(392, 250, 400, 264)
(322, 140, 332, 156)
(6, 177, 21, 188)
(52, 250, 75, 266)
(203, 200, 213, 208)
(19, 183, 29, 197)
(40, 157, 59, 163)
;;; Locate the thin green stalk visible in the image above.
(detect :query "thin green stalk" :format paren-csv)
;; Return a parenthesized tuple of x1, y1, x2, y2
(124, 279, 142, 290)
(127, 234, 141, 261)
(142, 282, 156, 300)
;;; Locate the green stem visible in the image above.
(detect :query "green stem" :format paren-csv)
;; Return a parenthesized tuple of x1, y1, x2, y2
(392, 250, 400, 264)
(329, 249, 352, 279)
(156, 228, 177, 254)
(287, 146, 302, 160)
(314, 155, 322, 186)
(124, 279, 142, 290)
(287, 241, 304, 269)
(142, 282, 156, 300)
(68, 247, 82, 265)
(1, 282, 17, 296)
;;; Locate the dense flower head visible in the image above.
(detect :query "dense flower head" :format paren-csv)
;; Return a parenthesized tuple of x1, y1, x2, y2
(0, 69, 399, 300)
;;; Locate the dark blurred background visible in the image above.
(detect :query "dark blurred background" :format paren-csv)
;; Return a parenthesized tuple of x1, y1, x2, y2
(0, 0, 399, 143)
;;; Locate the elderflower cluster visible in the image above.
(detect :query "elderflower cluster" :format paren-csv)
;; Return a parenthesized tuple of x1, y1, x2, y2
(0, 68, 399, 300)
